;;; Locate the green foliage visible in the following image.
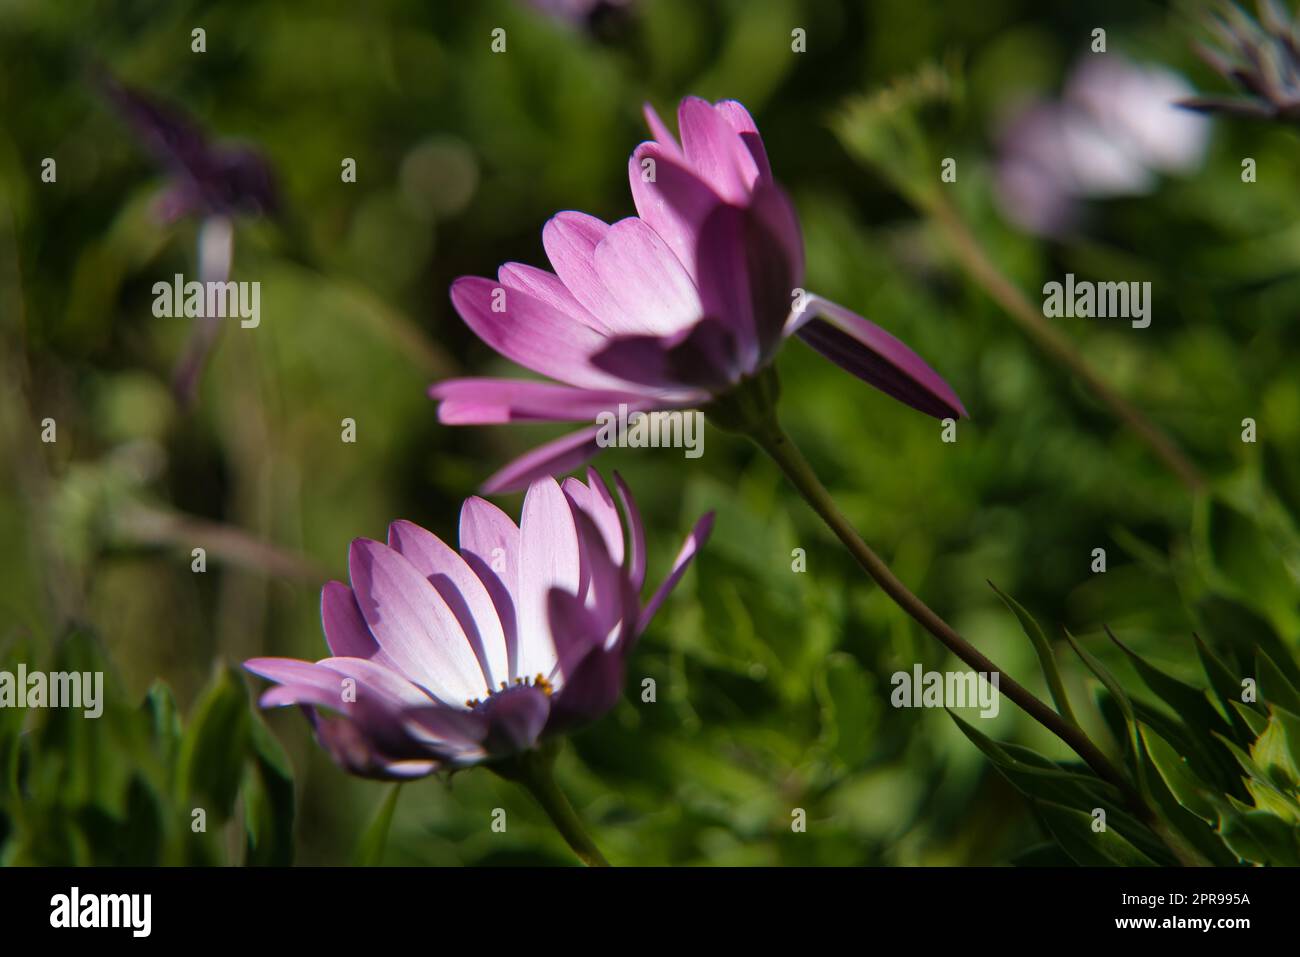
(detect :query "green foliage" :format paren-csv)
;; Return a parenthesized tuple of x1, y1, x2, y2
(0, 630, 294, 865)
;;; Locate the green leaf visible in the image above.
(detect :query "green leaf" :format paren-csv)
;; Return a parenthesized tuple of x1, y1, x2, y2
(1106, 627, 1233, 743)
(1215, 798, 1300, 866)
(1232, 701, 1271, 738)
(1256, 649, 1300, 715)
(355, 784, 403, 866)
(243, 713, 295, 866)
(1139, 724, 1216, 824)
(1194, 634, 1258, 743)
(176, 664, 251, 824)
(1034, 800, 1158, 867)
(1199, 497, 1296, 625)
(988, 582, 1078, 726)
(1063, 628, 1136, 760)
(816, 653, 874, 767)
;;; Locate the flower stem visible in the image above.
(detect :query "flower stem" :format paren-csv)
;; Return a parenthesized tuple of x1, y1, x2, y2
(498, 746, 610, 867)
(747, 417, 1135, 796)
(925, 192, 1205, 492)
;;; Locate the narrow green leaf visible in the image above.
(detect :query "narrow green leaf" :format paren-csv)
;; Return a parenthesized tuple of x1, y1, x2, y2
(355, 784, 403, 866)
(1256, 649, 1300, 715)
(1139, 724, 1215, 823)
(176, 664, 251, 824)
(1034, 800, 1158, 867)
(988, 582, 1078, 727)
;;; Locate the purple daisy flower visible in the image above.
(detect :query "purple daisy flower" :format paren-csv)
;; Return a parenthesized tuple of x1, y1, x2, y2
(430, 95, 967, 492)
(246, 470, 712, 779)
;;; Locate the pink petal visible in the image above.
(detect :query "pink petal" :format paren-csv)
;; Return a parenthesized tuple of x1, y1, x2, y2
(541, 211, 629, 335)
(321, 581, 379, 659)
(612, 471, 647, 590)
(348, 538, 488, 705)
(638, 510, 715, 634)
(498, 262, 607, 333)
(481, 425, 604, 495)
(429, 377, 654, 424)
(458, 495, 522, 679)
(677, 96, 760, 204)
(791, 294, 968, 420)
(449, 276, 621, 390)
(713, 99, 772, 184)
(516, 476, 581, 681)
(387, 520, 509, 692)
(642, 101, 683, 157)
(628, 141, 723, 282)
(594, 217, 704, 338)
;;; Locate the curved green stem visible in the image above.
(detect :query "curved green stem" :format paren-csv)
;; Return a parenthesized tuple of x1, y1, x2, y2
(496, 745, 610, 867)
(748, 416, 1134, 793)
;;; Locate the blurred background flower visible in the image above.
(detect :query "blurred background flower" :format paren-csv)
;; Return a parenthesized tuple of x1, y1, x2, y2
(995, 54, 1209, 236)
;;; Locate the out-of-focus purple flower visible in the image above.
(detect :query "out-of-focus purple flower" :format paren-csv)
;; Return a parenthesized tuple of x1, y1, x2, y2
(526, 0, 633, 30)
(1182, 0, 1300, 124)
(97, 69, 278, 221)
(995, 55, 1209, 236)
(246, 470, 712, 779)
(431, 96, 966, 492)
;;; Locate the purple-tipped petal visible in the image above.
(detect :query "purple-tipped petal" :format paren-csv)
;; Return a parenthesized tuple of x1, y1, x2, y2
(449, 276, 622, 390)
(429, 377, 655, 424)
(481, 425, 604, 495)
(388, 520, 509, 692)
(348, 538, 488, 705)
(638, 510, 715, 635)
(793, 294, 968, 420)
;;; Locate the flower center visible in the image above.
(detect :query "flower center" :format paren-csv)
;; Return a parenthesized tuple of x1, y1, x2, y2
(465, 673, 553, 708)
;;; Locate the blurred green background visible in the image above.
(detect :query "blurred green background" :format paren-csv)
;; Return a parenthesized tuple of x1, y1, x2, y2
(2, 0, 1298, 865)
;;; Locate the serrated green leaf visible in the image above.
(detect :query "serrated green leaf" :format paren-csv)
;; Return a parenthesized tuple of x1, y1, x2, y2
(1215, 799, 1300, 866)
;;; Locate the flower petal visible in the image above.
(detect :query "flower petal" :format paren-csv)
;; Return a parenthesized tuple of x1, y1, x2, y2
(791, 294, 968, 419)
(713, 99, 772, 184)
(348, 538, 488, 704)
(541, 211, 630, 335)
(638, 510, 715, 635)
(458, 496, 521, 679)
(677, 96, 760, 203)
(429, 377, 655, 424)
(479, 685, 551, 755)
(320, 581, 379, 659)
(516, 477, 581, 682)
(449, 276, 621, 390)
(594, 217, 704, 337)
(628, 141, 723, 282)
(481, 426, 604, 495)
(387, 520, 509, 692)
(642, 101, 683, 157)
(612, 471, 647, 591)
